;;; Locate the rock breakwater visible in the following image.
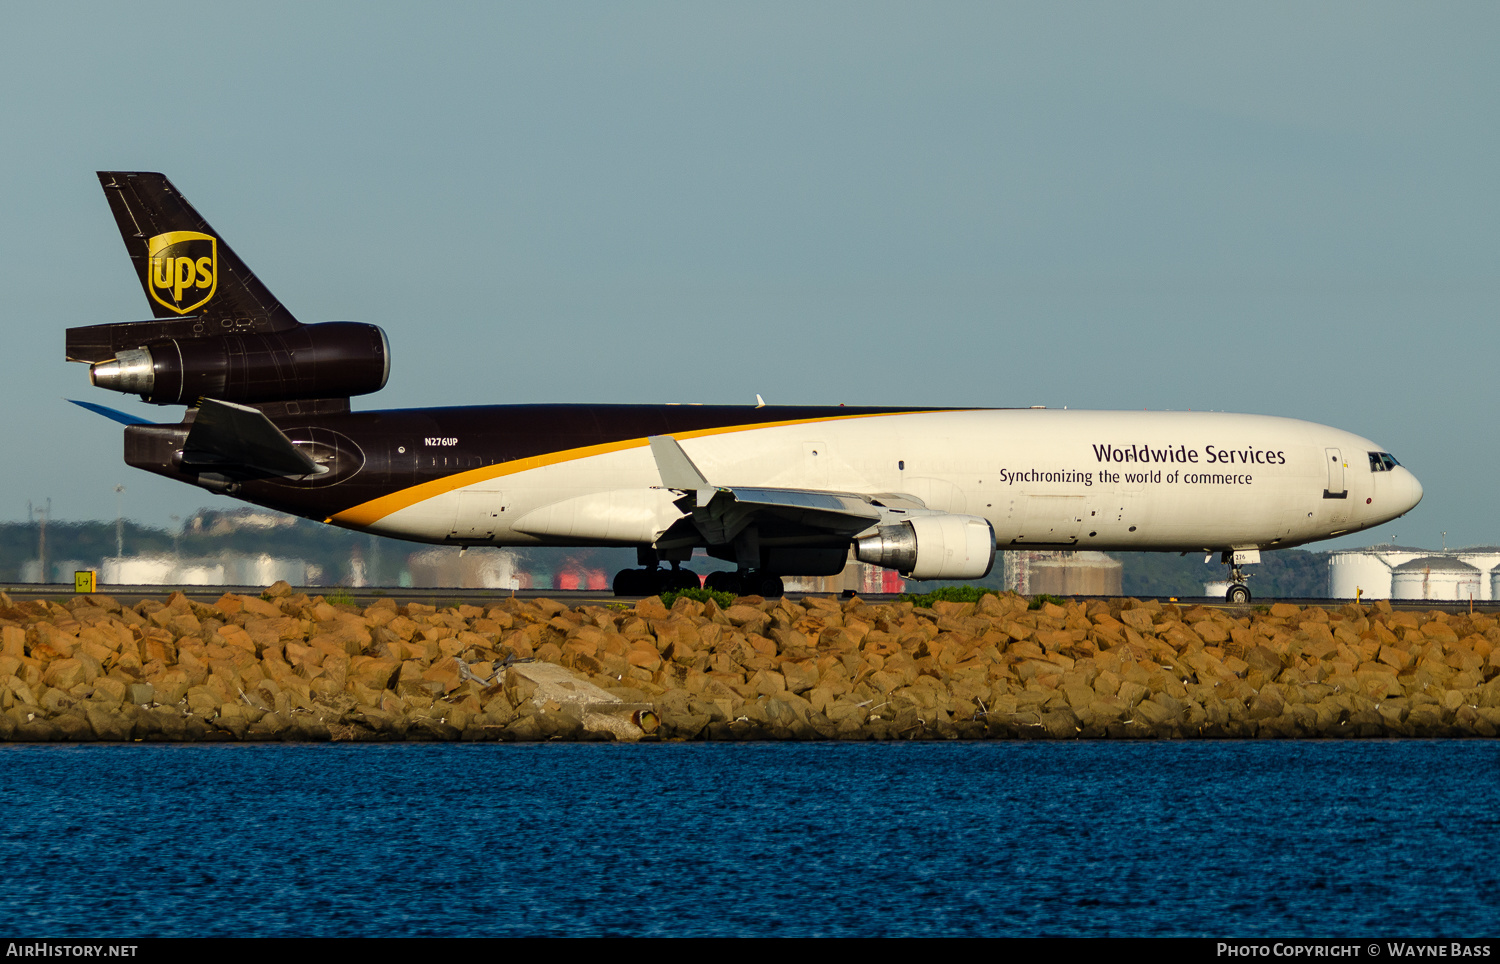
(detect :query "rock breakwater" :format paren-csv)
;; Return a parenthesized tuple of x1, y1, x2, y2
(2, 584, 1498, 741)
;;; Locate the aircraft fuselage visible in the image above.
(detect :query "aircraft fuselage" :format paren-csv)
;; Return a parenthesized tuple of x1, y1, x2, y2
(121, 403, 1422, 555)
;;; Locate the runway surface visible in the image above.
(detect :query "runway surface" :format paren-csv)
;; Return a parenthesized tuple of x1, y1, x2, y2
(1, 583, 1494, 614)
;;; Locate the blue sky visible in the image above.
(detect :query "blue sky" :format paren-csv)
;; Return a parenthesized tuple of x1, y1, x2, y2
(3, 2, 1496, 550)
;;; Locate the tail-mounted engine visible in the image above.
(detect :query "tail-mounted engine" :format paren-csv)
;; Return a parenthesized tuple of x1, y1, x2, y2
(854, 514, 996, 580)
(67, 320, 389, 405)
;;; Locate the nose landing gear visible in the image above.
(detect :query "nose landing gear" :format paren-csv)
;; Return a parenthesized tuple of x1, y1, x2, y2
(1219, 549, 1258, 604)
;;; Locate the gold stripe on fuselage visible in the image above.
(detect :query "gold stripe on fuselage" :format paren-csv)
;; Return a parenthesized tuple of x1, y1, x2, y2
(327, 409, 963, 528)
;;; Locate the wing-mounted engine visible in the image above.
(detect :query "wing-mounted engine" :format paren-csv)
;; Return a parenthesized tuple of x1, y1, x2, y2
(69, 320, 389, 406)
(854, 514, 996, 580)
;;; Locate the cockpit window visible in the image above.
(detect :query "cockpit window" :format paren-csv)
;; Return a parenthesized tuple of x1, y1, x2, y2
(1368, 452, 1400, 472)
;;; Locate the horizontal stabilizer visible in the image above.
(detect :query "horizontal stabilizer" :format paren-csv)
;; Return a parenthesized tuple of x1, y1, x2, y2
(67, 317, 209, 364)
(67, 398, 152, 426)
(183, 398, 325, 478)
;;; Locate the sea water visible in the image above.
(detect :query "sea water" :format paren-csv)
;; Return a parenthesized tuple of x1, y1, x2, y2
(0, 741, 1494, 937)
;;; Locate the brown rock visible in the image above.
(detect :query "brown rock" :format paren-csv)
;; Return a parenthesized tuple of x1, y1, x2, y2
(630, 596, 669, 620)
(1116, 680, 1148, 707)
(4, 675, 38, 708)
(89, 678, 127, 704)
(283, 714, 331, 741)
(1247, 685, 1287, 720)
(185, 686, 222, 718)
(722, 605, 770, 635)
(781, 660, 820, 695)
(50, 712, 96, 741)
(1244, 645, 1284, 679)
(81, 704, 132, 743)
(2, 626, 25, 659)
(42, 657, 88, 691)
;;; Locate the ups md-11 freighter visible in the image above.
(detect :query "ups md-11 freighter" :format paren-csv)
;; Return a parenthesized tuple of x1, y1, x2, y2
(68, 173, 1423, 600)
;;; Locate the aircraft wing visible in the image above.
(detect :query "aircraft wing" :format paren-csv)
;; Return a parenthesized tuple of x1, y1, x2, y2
(647, 435, 916, 547)
(695, 486, 881, 537)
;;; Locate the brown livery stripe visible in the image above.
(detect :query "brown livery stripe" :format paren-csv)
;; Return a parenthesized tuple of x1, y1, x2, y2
(327, 409, 964, 527)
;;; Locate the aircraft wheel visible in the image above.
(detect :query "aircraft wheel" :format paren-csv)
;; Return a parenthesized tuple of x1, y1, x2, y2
(612, 569, 637, 596)
(757, 574, 785, 598)
(705, 571, 741, 594)
(614, 569, 667, 596)
(667, 569, 701, 591)
(1226, 583, 1252, 604)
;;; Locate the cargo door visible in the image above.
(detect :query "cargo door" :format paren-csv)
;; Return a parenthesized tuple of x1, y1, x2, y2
(1322, 448, 1351, 529)
(1324, 448, 1347, 499)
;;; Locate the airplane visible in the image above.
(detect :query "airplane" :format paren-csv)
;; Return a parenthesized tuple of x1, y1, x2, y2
(67, 172, 1424, 602)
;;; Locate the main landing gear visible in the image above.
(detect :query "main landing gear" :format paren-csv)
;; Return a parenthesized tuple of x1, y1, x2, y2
(609, 548, 786, 599)
(612, 547, 702, 597)
(612, 565, 701, 597)
(704, 570, 785, 598)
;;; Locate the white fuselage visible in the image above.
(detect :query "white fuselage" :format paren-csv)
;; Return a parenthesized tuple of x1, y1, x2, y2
(346, 409, 1422, 554)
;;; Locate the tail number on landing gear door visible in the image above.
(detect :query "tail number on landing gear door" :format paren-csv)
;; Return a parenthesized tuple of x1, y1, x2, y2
(425, 438, 458, 446)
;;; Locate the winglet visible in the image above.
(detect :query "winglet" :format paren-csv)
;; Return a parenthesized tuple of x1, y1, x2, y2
(648, 435, 711, 489)
(650, 434, 733, 510)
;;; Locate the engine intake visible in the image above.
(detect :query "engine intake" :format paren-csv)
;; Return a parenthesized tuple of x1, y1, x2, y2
(855, 514, 996, 580)
(88, 321, 389, 405)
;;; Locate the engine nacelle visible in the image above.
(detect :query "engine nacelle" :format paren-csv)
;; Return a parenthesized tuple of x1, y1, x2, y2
(88, 321, 389, 405)
(854, 514, 996, 580)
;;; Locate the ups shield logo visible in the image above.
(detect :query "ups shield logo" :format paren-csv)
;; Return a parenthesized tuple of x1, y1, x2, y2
(147, 231, 217, 314)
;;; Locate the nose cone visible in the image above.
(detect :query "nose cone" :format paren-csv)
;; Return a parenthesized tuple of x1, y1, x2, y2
(1396, 467, 1423, 515)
